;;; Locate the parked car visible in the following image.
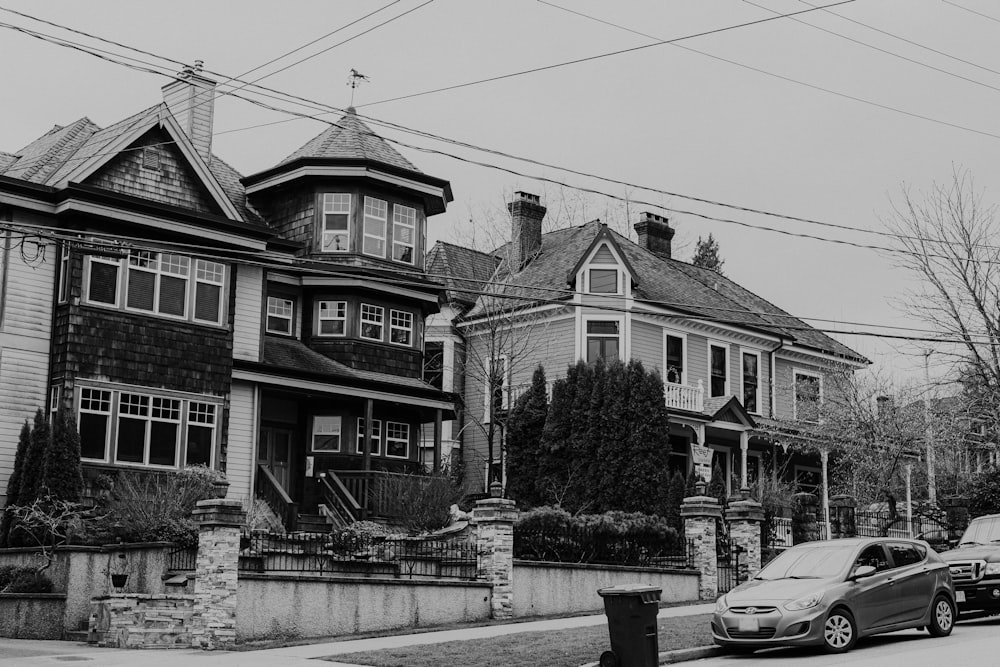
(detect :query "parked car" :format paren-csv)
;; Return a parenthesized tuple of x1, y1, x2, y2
(939, 513, 1000, 618)
(917, 528, 960, 553)
(712, 538, 955, 654)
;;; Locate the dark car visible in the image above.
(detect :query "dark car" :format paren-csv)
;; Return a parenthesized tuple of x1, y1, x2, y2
(712, 538, 955, 654)
(940, 513, 1000, 617)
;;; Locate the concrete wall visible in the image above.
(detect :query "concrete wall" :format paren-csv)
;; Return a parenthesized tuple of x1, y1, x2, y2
(0, 594, 67, 639)
(236, 574, 491, 641)
(512, 561, 699, 618)
(0, 542, 171, 634)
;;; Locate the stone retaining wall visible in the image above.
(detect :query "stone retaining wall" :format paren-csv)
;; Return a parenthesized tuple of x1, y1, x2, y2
(90, 595, 197, 649)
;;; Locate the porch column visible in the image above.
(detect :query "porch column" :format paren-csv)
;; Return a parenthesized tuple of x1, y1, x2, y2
(433, 408, 442, 473)
(821, 449, 831, 540)
(361, 398, 373, 520)
(739, 431, 749, 490)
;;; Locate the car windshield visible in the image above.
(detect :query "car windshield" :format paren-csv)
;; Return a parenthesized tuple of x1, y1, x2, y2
(755, 544, 858, 580)
(960, 516, 1000, 545)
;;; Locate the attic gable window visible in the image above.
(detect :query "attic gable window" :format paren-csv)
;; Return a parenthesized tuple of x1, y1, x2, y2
(322, 193, 351, 252)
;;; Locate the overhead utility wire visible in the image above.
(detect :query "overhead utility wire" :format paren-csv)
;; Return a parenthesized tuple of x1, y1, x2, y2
(941, 0, 1000, 26)
(744, 0, 1000, 94)
(356, 0, 858, 107)
(4, 4, 997, 256)
(2, 218, 989, 348)
(4, 12, 1000, 263)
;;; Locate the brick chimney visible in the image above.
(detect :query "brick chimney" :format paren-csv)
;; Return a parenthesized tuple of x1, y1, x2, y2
(162, 61, 216, 164)
(507, 191, 546, 271)
(634, 212, 675, 259)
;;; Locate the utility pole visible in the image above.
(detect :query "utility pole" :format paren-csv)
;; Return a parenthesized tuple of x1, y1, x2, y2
(925, 350, 936, 505)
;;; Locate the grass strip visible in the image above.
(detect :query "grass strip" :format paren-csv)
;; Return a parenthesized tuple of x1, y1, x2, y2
(324, 613, 712, 667)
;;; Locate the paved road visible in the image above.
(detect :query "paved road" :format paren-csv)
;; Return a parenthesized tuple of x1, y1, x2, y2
(691, 617, 1000, 666)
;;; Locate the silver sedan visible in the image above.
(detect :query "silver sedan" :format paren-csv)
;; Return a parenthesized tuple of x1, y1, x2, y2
(712, 537, 955, 654)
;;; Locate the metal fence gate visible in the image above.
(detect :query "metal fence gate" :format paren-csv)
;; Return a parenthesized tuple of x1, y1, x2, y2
(717, 542, 745, 594)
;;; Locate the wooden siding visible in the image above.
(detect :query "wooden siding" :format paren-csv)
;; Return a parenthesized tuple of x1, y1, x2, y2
(687, 332, 708, 390)
(226, 381, 256, 501)
(773, 356, 830, 420)
(0, 347, 50, 504)
(630, 319, 663, 374)
(0, 238, 55, 340)
(253, 187, 314, 249)
(85, 129, 220, 214)
(233, 264, 263, 362)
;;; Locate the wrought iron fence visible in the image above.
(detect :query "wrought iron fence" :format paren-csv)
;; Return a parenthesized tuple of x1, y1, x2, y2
(167, 545, 197, 571)
(513, 527, 694, 569)
(236, 531, 481, 580)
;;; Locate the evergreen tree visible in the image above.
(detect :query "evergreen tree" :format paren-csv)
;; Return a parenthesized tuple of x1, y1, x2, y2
(18, 409, 50, 505)
(665, 470, 687, 532)
(505, 365, 549, 507)
(0, 420, 32, 546)
(537, 363, 578, 507)
(692, 234, 725, 274)
(41, 410, 83, 503)
(707, 461, 727, 507)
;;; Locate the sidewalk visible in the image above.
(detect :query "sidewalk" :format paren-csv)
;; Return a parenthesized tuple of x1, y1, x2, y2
(0, 602, 715, 666)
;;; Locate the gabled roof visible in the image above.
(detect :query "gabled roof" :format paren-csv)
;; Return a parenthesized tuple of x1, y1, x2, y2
(278, 108, 420, 173)
(0, 105, 264, 226)
(704, 395, 756, 427)
(426, 241, 500, 308)
(463, 220, 867, 363)
(567, 224, 638, 286)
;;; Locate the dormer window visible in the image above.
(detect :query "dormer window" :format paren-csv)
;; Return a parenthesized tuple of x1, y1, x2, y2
(584, 243, 624, 295)
(589, 269, 619, 294)
(362, 196, 388, 257)
(393, 205, 416, 264)
(322, 193, 351, 252)
(266, 296, 294, 335)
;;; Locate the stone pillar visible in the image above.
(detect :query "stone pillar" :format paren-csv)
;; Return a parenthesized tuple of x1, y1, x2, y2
(190, 499, 245, 650)
(829, 495, 857, 539)
(471, 497, 518, 620)
(725, 498, 764, 581)
(682, 490, 723, 600)
(791, 492, 821, 544)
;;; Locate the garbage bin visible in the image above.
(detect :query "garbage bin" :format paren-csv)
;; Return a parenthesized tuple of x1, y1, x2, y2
(597, 583, 662, 667)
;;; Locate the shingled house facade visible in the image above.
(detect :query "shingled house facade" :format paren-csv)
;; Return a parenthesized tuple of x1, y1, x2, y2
(0, 68, 454, 529)
(439, 192, 869, 499)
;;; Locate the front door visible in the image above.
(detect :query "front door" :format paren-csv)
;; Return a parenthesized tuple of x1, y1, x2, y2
(258, 426, 293, 494)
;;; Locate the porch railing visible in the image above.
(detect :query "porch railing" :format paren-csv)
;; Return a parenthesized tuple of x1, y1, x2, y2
(318, 471, 361, 527)
(256, 464, 298, 531)
(664, 380, 704, 412)
(335, 470, 436, 520)
(505, 380, 555, 407)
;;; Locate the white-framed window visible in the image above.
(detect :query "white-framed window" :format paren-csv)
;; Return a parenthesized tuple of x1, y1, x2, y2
(358, 417, 382, 456)
(389, 309, 413, 346)
(793, 370, 822, 423)
(362, 196, 388, 258)
(586, 320, 620, 363)
(360, 303, 384, 341)
(392, 204, 416, 264)
(84, 252, 226, 325)
(742, 350, 762, 414)
(312, 416, 342, 452)
(49, 385, 62, 420)
(76, 386, 218, 469)
(663, 331, 686, 385)
(588, 268, 620, 295)
(266, 296, 294, 335)
(385, 421, 409, 458)
(322, 193, 351, 252)
(317, 300, 347, 336)
(709, 342, 728, 397)
(58, 244, 70, 304)
(484, 354, 510, 423)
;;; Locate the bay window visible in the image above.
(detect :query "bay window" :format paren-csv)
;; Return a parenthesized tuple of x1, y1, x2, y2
(362, 196, 388, 257)
(586, 320, 620, 363)
(360, 303, 384, 341)
(390, 309, 413, 346)
(317, 300, 347, 336)
(322, 193, 351, 252)
(392, 205, 416, 263)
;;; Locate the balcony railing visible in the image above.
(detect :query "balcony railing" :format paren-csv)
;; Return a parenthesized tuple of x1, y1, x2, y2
(664, 380, 704, 412)
(505, 380, 555, 409)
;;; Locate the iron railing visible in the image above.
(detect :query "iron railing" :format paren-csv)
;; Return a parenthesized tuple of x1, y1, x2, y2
(167, 545, 198, 571)
(514, 527, 694, 569)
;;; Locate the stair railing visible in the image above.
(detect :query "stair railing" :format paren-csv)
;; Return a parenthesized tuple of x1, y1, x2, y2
(318, 470, 362, 527)
(255, 464, 298, 531)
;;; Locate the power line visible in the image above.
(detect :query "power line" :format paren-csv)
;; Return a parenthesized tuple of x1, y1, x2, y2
(356, 0, 858, 107)
(941, 0, 1000, 25)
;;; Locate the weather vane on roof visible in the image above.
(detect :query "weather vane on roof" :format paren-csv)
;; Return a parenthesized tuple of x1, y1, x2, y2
(347, 69, 370, 106)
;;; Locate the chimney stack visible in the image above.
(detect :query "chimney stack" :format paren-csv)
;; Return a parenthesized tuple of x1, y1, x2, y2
(161, 61, 216, 164)
(634, 212, 675, 259)
(507, 191, 546, 270)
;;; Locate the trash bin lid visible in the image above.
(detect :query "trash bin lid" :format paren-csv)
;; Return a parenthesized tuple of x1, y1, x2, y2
(597, 583, 662, 597)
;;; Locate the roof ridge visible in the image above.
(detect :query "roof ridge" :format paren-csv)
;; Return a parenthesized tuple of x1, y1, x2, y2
(21, 117, 99, 182)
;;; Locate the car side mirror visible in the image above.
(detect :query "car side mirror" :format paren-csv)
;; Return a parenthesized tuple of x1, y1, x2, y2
(852, 565, 876, 580)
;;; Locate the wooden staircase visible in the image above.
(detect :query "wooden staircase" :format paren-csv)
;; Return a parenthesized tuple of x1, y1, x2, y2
(295, 512, 332, 533)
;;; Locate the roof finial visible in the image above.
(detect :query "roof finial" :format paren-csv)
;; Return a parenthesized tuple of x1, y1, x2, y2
(347, 68, 370, 106)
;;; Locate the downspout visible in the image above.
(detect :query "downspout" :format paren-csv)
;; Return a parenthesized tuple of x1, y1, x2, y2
(770, 338, 786, 419)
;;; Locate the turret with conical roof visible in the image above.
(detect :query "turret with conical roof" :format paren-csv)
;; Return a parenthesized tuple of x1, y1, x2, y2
(242, 109, 452, 270)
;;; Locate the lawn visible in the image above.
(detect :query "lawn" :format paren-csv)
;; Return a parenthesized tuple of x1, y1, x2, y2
(324, 613, 713, 667)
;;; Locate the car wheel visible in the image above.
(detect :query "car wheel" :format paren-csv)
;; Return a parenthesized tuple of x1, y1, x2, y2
(928, 595, 955, 637)
(823, 608, 857, 653)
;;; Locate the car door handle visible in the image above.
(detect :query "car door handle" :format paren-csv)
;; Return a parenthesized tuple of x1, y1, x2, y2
(887, 578, 895, 585)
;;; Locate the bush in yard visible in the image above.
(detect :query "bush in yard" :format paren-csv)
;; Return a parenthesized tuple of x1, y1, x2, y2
(0, 421, 32, 547)
(40, 410, 83, 503)
(19, 409, 50, 505)
(504, 365, 549, 507)
(2, 567, 54, 594)
(967, 465, 1000, 517)
(380, 472, 464, 535)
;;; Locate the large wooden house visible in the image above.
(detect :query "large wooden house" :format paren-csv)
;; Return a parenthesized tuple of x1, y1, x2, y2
(0, 67, 454, 529)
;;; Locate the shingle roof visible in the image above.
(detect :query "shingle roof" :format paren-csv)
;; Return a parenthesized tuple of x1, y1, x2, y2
(463, 220, 867, 363)
(262, 337, 442, 393)
(426, 241, 500, 308)
(277, 107, 420, 173)
(0, 105, 265, 226)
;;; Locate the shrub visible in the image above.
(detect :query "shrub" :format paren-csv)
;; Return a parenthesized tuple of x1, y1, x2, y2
(968, 466, 1000, 517)
(0, 565, 54, 593)
(380, 472, 463, 535)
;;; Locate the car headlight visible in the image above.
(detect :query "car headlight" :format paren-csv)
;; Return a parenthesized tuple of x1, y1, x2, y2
(715, 595, 729, 613)
(784, 591, 824, 611)
(985, 562, 1000, 576)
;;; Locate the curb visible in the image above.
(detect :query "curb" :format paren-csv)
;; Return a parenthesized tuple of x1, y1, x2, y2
(580, 644, 723, 667)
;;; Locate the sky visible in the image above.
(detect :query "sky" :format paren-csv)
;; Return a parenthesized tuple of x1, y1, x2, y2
(1, 0, 997, 388)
